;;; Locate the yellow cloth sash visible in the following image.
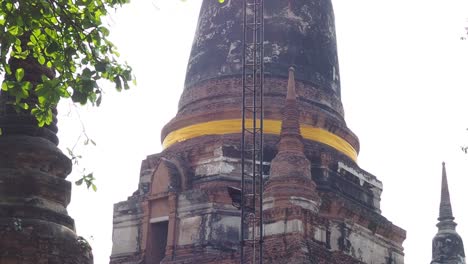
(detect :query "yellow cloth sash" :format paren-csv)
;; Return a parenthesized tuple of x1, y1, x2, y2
(162, 119, 357, 161)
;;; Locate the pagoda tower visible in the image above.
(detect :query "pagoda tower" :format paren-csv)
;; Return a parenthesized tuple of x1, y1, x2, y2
(261, 67, 321, 262)
(0, 58, 93, 263)
(430, 163, 466, 264)
(110, 1, 405, 263)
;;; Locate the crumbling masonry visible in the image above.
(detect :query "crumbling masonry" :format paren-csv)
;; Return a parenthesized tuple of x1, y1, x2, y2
(110, 1, 406, 263)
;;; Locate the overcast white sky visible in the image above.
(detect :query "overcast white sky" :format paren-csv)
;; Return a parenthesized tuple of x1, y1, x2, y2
(57, 1, 468, 263)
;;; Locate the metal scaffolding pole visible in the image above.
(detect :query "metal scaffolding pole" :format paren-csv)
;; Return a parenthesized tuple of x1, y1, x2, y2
(241, 0, 264, 262)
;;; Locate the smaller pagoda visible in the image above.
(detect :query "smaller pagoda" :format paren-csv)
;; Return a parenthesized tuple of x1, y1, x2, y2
(431, 162, 466, 264)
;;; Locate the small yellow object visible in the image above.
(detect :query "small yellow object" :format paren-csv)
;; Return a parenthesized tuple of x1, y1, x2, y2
(162, 119, 358, 161)
(218, 0, 225, 3)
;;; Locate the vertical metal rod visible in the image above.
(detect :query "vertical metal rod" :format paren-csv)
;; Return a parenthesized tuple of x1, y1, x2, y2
(240, 0, 247, 262)
(258, 0, 264, 262)
(252, 0, 258, 262)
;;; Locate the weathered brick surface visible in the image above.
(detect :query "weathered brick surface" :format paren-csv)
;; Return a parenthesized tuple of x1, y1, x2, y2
(111, 70, 405, 264)
(110, 132, 405, 264)
(162, 76, 358, 153)
(0, 57, 93, 263)
(0, 219, 93, 264)
(110, 0, 406, 263)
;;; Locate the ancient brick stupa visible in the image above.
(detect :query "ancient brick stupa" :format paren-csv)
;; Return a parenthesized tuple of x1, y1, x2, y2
(0, 59, 93, 262)
(110, 0, 406, 263)
(430, 163, 466, 264)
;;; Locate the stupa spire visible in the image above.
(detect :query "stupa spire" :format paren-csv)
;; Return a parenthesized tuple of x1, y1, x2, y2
(286, 66, 297, 101)
(431, 162, 465, 264)
(438, 162, 455, 224)
(277, 67, 304, 154)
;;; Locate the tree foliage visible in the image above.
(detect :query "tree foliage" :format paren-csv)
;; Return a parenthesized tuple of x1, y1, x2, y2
(0, 0, 133, 126)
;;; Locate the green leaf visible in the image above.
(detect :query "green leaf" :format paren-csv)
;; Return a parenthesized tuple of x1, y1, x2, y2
(96, 94, 102, 107)
(7, 25, 19, 36)
(29, 34, 37, 44)
(5, 64, 11, 75)
(15, 16, 24, 27)
(46, 42, 60, 55)
(15, 68, 24, 82)
(95, 61, 107, 72)
(75, 178, 84, 186)
(5, 2, 13, 11)
(115, 75, 122, 91)
(31, 107, 53, 127)
(17, 102, 29, 110)
(71, 90, 88, 105)
(38, 55, 46, 65)
(66, 147, 78, 161)
(99, 26, 110, 37)
(30, 6, 41, 19)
